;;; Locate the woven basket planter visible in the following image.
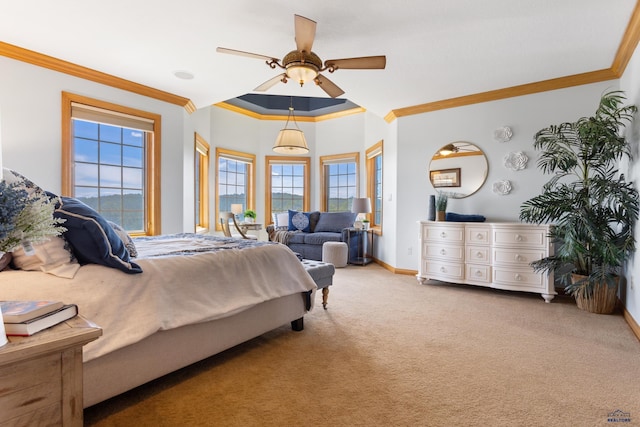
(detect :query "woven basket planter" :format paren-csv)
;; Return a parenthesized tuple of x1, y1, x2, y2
(572, 274, 619, 314)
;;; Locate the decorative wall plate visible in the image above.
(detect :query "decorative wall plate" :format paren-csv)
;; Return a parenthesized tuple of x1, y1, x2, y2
(494, 126, 513, 143)
(504, 151, 528, 171)
(492, 180, 512, 195)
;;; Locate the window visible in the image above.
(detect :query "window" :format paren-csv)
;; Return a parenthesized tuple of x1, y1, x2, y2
(265, 156, 310, 223)
(320, 153, 359, 212)
(61, 92, 161, 235)
(216, 148, 255, 229)
(366, 140, 383, 231)
(195, 133, 210, 232)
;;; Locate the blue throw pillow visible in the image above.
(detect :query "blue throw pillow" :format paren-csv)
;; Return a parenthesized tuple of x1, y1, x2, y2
(314, 211, 357, 233)
(48, 194, 142, 274)
(288, 210, 311, 232)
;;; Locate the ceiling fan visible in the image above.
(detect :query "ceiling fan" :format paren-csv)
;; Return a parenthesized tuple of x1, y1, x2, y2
(438, 142, 480, 156)
(216, 14, 386, 98)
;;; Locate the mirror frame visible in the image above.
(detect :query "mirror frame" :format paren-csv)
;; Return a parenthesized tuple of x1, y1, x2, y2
(429, 141, 488, 198)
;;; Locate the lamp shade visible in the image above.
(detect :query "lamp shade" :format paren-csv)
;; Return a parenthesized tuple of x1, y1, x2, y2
(273, 129, 309, 154)
(351, 197, 372, 214)
(230, 204, 243, 215)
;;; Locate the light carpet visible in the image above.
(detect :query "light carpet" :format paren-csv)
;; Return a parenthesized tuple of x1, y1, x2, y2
(85, 264, 640, 426)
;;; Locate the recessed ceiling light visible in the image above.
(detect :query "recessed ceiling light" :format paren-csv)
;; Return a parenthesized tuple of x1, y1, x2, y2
(174, 71, 194, 80)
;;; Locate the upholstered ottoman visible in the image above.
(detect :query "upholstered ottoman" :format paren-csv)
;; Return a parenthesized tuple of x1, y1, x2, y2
(301, 259, 336, 309)
(322, 241, 348, 268)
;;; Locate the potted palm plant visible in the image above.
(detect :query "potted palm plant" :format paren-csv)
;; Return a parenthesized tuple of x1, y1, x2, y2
(519, 91, 639, 314)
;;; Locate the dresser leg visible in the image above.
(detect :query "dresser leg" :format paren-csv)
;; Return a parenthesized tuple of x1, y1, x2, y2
(417, 276, 427, 284)
(541, 293, 555, 303)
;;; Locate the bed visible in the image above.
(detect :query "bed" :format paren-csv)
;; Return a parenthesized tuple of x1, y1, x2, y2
(0, 233, 317, 407)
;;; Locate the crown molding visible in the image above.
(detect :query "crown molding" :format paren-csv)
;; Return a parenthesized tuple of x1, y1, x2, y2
(0, 41, 194, 113)
(214, 102, 365, 122)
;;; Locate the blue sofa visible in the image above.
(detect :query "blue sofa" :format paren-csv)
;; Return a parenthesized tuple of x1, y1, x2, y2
(267, 210, 356, 261)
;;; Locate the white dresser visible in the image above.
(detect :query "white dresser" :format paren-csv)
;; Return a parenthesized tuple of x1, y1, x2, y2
(417, 221, 555, 302)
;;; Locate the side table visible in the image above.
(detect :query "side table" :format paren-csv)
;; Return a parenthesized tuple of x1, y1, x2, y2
(345, 228, 374, 265)
(0, 316, 102, 426)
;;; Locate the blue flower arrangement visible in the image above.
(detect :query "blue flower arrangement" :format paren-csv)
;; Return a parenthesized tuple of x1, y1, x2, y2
(0, 181, 66, 254)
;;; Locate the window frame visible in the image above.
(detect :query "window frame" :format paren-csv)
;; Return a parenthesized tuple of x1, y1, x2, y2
(61, 91, 162, 236)
(215, 147, 256, 231)
(319, 152, 360, 213)
(265, 156, 310, 225)
(195, 133, 210, 233)
(366, 140, 383, 233)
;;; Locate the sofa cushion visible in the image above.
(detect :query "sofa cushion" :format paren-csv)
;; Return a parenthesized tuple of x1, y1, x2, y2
(314, 211, 356, 233)
(288, 232, 306, 244)
(288, 210, 311, 232)
(303, 232, 343, 245)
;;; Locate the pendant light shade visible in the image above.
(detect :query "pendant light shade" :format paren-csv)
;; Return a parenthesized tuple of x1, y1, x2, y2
(273, 100, 309, 154)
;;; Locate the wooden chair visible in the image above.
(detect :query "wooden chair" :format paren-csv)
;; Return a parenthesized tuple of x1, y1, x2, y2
(219, 212, 257, 240)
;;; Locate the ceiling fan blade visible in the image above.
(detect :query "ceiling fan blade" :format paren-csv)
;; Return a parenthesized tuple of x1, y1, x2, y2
(294, 14, 316, 52)
(315, 74, 345, 98)
(216, 47, 279, 62)
(254, 73, 287, 92)
(324, 56, 386, 70)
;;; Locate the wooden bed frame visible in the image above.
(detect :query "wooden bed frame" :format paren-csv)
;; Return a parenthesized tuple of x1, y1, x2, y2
(83, 292, 309, 407)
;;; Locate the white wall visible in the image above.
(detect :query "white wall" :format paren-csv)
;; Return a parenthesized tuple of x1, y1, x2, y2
(619, 41, 640, 325)
(393, 81, 619, 270)
(0, 56, 190, 234)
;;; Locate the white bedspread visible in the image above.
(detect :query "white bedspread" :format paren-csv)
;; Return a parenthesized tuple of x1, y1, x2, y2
(0, 236, 316, 361)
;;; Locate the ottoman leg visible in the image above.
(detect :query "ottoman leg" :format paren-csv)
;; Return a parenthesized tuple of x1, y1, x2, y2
(322, 287, 329, 309)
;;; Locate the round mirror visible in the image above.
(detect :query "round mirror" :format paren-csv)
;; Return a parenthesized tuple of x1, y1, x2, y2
(429, 141, 488, 198)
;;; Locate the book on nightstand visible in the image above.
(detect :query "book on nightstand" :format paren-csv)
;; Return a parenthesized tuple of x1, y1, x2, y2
(3, 304, 78, 336)
(0, 300, 65, 323)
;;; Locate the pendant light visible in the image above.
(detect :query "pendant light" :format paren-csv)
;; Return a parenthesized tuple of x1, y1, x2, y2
(273, 98, 309, 154)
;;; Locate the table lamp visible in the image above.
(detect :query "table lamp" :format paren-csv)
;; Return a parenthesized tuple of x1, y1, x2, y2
(351, 198, 372, 227)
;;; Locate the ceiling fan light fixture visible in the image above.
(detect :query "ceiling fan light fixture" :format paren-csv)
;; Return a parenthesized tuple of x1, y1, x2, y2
(439, 144, 458, 156)
(273, 104, 309, 154)
(286, 64, 319, 86)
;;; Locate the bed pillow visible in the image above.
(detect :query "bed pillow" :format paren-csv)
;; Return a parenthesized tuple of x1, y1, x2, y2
(314, 211, 356, 233)
(11, 236, 81, 279)
(2, 167, 47, 198)
(0, 253, 12, 271)
(48, 194, 142, 274)
(288, 210, 312, 232)
(108, 221, 138, 258)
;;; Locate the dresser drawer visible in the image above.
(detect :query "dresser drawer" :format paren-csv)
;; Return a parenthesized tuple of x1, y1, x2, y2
(493, 267, 544, 289)
(492, 227, 547, 248)
(423, 260, 465, 281)
(422, 225, 464, 243)
(492, 248, 545, 267)
(466, 245, 490, 264)
(423, 243, 464, 262)
(466, 226, 491, 245)
(466, 264, 491, 283)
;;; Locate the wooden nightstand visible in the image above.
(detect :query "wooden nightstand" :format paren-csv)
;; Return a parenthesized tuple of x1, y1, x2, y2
(0, 316, 102, 426)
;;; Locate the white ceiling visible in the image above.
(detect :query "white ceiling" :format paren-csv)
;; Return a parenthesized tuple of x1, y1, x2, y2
(1, 1, 636, 118)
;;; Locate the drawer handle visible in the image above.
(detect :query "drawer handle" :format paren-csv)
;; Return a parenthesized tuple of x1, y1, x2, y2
(440, 267, 446, 273)
(515, 254, 524, 261)
(515, 273, 522, 281)
(475, 270, 483, 277)
(440, 249, 446, 255)
(515, 234, 523, 242)
(476, 233, 483, 240)
(440, 232, 446, 238)
(476, 251, 483, 258)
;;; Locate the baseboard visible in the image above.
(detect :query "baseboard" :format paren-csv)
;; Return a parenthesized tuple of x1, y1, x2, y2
(372, 258, 417, 276)
(623, 307, 640, 342)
